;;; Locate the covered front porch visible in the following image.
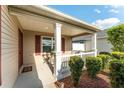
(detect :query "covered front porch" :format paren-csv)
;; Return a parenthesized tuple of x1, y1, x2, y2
(8, 5, 100, 87)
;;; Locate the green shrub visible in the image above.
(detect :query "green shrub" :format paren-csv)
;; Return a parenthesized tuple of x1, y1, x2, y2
(69, 56, 84, 87)
(97, 54, 111, 70)
(111, 52, 124, 59)
(86, 56, 102, 78)
(99, 51, 111, 56)
(109, 59, 124, 87)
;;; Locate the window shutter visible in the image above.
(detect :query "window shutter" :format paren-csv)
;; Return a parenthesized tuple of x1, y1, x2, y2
(61, 38, 65, 52)
(35, 35, 41, 55)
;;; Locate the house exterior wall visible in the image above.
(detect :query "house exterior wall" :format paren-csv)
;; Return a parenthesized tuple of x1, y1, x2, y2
(23, 30, 72, 65)
(65, 37, 72, 51)
(74, 30, 112, 54)
(97, 30, 112, 53)
(84, 37, 112, 54)
(85, 40, 92, 51)
(23, 31, 35, 65)
(97, 38, 112, 53)
(0, 6, 23, 87)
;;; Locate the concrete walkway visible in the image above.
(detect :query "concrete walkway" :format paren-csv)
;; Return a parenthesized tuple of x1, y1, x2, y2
(13, 55, 56, 88)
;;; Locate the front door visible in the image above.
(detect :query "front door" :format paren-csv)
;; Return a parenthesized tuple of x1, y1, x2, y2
(18, 29, 23, 70)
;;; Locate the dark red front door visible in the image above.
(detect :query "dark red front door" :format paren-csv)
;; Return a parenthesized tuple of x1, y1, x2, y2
(35, 35, 41, 55)
(18, 29, 23, 70)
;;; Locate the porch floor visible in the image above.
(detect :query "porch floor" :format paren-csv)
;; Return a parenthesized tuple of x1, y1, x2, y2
(13, 65, 43, 88)
(13, 66, 43, 88)
(13, 55, 56, 88)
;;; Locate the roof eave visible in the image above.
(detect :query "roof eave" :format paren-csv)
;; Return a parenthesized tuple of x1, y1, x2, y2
(8, 5, 101, 32)
(33, 5, 101, 32)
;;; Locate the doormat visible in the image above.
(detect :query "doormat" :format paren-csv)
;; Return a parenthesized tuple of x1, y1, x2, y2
(21, 66, 32, 73)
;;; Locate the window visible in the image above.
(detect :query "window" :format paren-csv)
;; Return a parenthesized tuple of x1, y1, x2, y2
(42, 37, 55, 52)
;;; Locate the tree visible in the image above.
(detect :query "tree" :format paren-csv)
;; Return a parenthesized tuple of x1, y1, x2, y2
(107, 24, 124, 52)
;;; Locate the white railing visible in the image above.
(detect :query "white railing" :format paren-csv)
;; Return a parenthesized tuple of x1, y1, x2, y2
(40, 51, 96, 78)
(60, 51, 95, 71)
(56, 51, 95, 79)
(61, 51, 95, 58)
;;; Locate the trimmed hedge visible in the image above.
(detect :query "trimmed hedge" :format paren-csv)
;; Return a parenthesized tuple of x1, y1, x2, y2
(86, 56, 102, 78)
(99, 51, 111, 56)
(111, 52, 124, 59)
(109, 59, 124, 87)
(69, 56, 84, 87)
(97, 54, 111, 70)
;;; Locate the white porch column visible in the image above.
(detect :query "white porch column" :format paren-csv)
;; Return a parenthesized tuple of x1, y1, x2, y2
(91, 33, 97, 57)
(54, 23, 62, 80)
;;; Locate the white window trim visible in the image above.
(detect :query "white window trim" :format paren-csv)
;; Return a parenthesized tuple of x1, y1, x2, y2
(41, 36, 55, 52)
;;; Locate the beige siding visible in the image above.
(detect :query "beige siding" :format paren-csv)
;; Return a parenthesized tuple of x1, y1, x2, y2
(65, 37, 72, 51)
(23, 30, 72, 65)
(0, 6, 20, 87)
(85, 40, 92, 51)
(97, 38, 112, 53)
(84, 38, 112, 54)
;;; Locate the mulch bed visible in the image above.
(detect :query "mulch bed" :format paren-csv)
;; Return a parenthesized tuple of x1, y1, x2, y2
(57, 70, 111, 88)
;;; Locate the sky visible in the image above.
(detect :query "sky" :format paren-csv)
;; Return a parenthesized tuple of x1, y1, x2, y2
(48, 5, 124, 29)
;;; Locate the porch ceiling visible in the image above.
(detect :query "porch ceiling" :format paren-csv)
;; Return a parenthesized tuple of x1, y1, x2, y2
(16, 15, 91, 36)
